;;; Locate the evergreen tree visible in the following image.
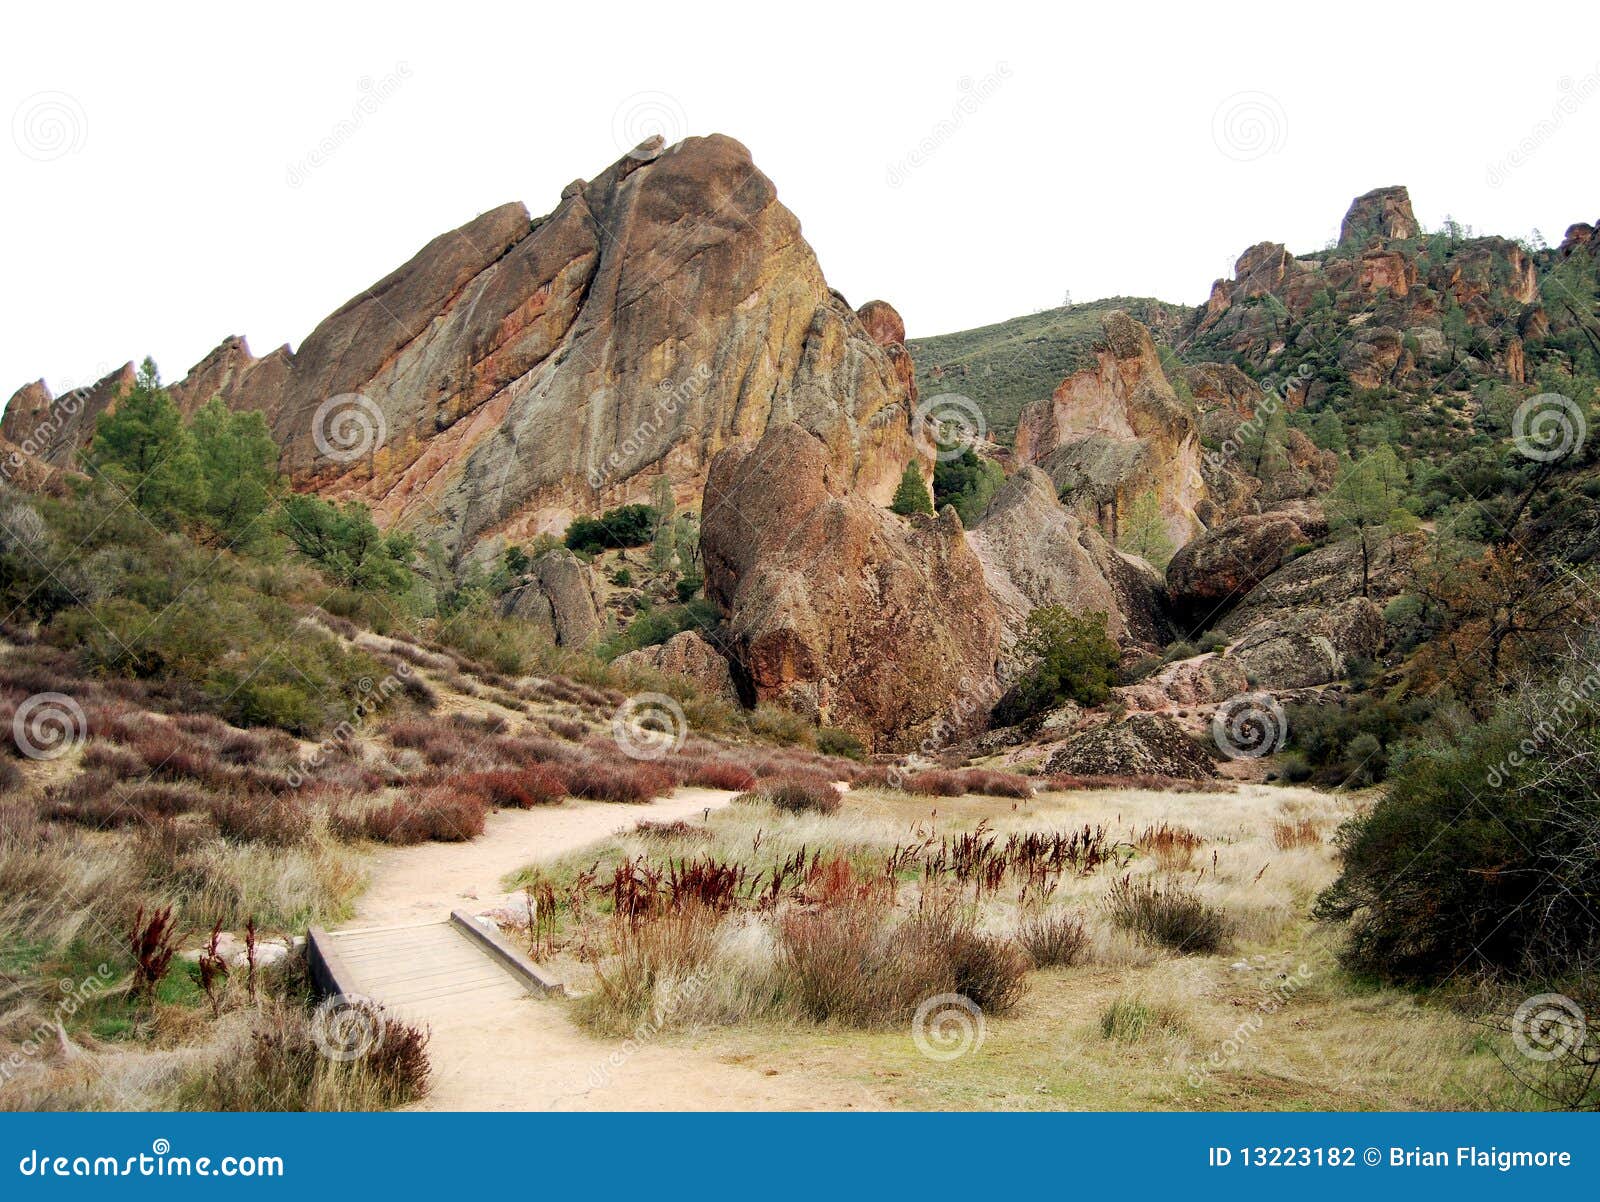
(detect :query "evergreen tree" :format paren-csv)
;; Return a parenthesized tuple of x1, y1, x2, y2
(1327, 445, 1414, 597)
(188, 397, 281, 547)
(84, 358, 201, 526)
(1119, 489, 1173, 566)
(890, 462, 934, 516)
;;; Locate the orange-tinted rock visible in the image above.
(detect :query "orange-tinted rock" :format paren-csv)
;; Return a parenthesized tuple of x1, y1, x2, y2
(1339, 186, 1419, 247)
(1014, 311, 1205, 550)
(0, 364, 135, 467)
(701, 424, 1000, 752)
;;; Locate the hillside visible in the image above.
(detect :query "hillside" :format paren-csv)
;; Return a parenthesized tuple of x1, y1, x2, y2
(909, 298, 1190, 445)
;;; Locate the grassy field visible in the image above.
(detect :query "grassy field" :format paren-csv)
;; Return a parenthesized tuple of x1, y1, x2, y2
(512, 782, 1522, 1111)
(909, 298, 1190, 444)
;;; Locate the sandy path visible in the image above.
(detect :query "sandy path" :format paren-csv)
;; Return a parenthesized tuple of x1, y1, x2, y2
(341, 789, 879, 1112)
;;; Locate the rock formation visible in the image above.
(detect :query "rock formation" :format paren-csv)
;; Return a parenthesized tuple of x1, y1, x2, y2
(498, 549, 602, 647)
(10, 135, 918, 565)
(701, 423, 1000, 752)
(611, 629, 739, 705)
(1, 364, 136, 467)
(1013, 311, 1205, 550)
(966, 466, 1169, 649)
(1045, 713, 1216, 780)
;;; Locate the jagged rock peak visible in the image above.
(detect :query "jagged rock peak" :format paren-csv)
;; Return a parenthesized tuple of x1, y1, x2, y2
(1338, 185, 1419, 248)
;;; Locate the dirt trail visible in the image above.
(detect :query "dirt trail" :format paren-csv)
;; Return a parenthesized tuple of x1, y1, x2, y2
(342, 788, 879, 1112)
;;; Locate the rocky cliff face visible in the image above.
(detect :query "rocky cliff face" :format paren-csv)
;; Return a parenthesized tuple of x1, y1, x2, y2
(1185, 185, 1543, 398)
(10, 135, 917, 565)
(966, 466, 1168, 650)
(701, 423, 1001, 752)
(1013, 311, 1206, 550)
(1, 363, 136, 467)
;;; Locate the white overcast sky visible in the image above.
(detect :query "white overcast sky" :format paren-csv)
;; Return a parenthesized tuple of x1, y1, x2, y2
(4, 0, 1596, 397)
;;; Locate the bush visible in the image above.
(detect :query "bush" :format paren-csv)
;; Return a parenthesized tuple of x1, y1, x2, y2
(1015, 909, 1089, 968)
(458, 767, 566, 808)
(564, 505, 657, 553)
(815, 727, 865, 760)
(743, 776, 841, 814)
(210, 793, 308, 845)
(1103, 875, 1230, 953)
(991, 607, 1119, 727)
(557, 759, 676, 803)
(1314, 669, 1600, 982)
(339, 790, 487, 845)
(889, 462, 934, 516)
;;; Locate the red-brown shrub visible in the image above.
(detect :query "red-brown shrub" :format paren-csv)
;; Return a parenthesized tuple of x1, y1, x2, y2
(557, 759, 675, 803)
(210, 792, 309, 845)
(669, 757, 758, 791)
(458, 766, 566, 808)
(741, 776, 841, 815)
(339, 789, 487, 845)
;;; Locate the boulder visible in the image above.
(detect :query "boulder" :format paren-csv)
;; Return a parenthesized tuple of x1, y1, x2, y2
(1223, 597, 1384, 690)
(499, 549, 602, 647)
(1166, 512, 1307, 620)
(1116, 654, 1250, 712)
(1044, 714, 1216, 780)
(701, 424, 1001, 753)
(611, 629, 739, 704)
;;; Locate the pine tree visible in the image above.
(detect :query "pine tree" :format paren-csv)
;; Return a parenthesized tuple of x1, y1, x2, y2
(1119, 489, 1173, 566)
(84, 358, 201, 527)
(890, 462, 934, 516)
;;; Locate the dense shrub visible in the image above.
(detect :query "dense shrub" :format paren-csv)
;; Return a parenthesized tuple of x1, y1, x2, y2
(338, 790, 487, 844)
(815, 727, 865, 760)
(564, 504, 657, 553)
(210, 792, 309, 845)
(457, 767, 566, 808)
(557, 759, 675, 803)
(1315, 671, 1600, 982)
(1103, 875, 1230, 953)
(991, 607, 1119, 726)
(744, 776, 841, 814)
(1015, 908, 1089, 968)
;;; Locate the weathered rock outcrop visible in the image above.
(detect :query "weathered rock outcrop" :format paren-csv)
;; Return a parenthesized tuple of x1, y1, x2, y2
(701, 424, 1000, 752)
(1166, 512, 1307, 620)
(13, 135, 917, 563)
(611, 629, 738, 704)
(1013, 311, 1205, 550)
(1, 364, 136, 467)
(498, 550, 602, 647)
(1045, 713, 1216, 780)
(1184, 186, 1543, 392)
(966, 466, 1169, 650)
(1339, 186, 1420, 248)
(1207, 534, 1419, 689)
(1116, 654, 1249, 713)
